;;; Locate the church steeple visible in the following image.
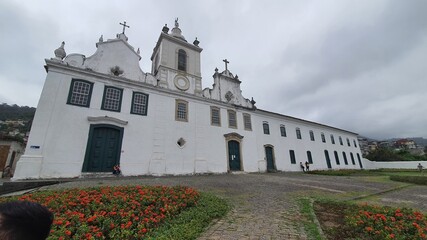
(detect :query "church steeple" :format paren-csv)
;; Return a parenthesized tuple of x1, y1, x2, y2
(150, 19, 203, 95)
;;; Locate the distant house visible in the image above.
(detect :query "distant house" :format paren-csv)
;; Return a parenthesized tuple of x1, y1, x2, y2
(394, 139, 416, 150)
(0, 138, 24, 178)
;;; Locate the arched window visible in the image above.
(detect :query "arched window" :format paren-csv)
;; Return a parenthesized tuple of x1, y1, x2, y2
(321, 133, 326, 143)
(280, 125, 286, 137)
(306, 151, 313, 164)
(178, 49, 187, 71)
(330, 134, 335, 144)
(289, 150, 296, 164)
(334, 151, 340, 165)
(309, 130, 315, 141)
(350, 152, 356, 165)
(263, 121, 270, 135)
(342, 152, 348, 165)
(296, 128, 302, 139)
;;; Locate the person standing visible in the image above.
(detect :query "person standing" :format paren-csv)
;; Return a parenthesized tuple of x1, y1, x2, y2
(305, 161, 310, 172)
(300, 162, 305, 172)
(418, 163, 423, 172)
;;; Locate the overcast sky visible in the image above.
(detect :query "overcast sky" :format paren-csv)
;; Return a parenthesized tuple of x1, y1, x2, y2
(1, 0, 426, 140)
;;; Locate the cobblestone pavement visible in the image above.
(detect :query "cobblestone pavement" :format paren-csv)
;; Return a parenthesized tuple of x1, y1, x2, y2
(41, 172, 425, 239)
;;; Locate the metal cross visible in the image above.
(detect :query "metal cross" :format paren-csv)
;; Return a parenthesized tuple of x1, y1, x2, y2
(223, 59, 229, 71)
(119, 21, 130, 34)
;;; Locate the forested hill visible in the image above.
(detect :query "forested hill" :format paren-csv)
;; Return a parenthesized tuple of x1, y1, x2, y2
(0, 103, 36, 121)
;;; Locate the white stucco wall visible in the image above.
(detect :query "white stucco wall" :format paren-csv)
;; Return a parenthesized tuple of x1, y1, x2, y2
(13, 29, 365, 180)
(361, 160, 427, 170)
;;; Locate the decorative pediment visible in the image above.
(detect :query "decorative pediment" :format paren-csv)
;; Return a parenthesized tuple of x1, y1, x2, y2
(87, 116, 128, 126)
(224, 132, 244, 140)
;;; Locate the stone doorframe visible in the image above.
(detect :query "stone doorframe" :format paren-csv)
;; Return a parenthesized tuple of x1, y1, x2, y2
(224, 132, 244, 172)
(264, 144, 277, 171)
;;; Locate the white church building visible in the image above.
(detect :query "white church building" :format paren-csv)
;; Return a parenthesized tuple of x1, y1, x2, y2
(13, 20, 364, 179)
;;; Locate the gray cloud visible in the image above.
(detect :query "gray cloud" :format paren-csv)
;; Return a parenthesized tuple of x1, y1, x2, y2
(1, 0, 426, 140)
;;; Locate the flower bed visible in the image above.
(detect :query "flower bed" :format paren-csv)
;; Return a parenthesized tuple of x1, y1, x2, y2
(315, 201, 427, 240)
(348, 204, 427, 239)
(0, 185, 200, 239)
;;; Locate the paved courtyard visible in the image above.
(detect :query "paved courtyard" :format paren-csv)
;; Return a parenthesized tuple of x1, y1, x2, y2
(40, 172, 427, 240)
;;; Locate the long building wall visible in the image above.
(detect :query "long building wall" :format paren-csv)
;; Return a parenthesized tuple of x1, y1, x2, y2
(13, 63, 363, 179)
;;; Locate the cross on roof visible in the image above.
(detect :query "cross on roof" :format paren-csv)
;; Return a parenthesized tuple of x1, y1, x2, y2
(119, 21, 130, 34)
(223, 59, 229, 71)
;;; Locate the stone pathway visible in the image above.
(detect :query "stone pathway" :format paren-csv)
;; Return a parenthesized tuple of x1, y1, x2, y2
(39, 172, 425, 239)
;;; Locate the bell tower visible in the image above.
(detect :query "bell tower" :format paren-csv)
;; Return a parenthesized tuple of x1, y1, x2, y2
(151, 19, 203, 95)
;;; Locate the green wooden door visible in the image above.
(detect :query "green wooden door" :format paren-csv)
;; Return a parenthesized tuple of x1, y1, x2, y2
(84, 125, 123, 172)
(324, 150, 332, 169)
(228, 140, 241, 171)
(265, 146, 275, 172)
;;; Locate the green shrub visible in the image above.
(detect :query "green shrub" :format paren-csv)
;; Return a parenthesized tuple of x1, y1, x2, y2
(308, 169, 362, 176)
(389, 175, 427, 185)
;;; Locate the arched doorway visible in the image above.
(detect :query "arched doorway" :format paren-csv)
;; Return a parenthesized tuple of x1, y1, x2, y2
(224, 132, 244, 172)
(228, 140, 241, 171)
(264, 145, 276, 172)
(83, 124, 124, 172)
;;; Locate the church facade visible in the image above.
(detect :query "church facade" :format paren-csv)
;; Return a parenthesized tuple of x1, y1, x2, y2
(13, 20, 364, 179)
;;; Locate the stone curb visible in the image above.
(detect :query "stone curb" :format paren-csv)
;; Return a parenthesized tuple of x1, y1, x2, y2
(308, 199, 327, 240)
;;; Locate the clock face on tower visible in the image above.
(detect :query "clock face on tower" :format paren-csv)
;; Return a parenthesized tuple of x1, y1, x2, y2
(174, 75, 190, 91)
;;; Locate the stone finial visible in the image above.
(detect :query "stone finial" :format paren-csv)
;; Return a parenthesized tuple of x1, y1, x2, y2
(235, 75, 239, 80)
(99, 35, 103, 42)
(171, 18, 186, 41)
(162, 24, 169, 34)
(215, 67, 218, 72)
(193, 37, 200, 46)
(54, 41, 66, 60)
(137, 48, 140, 55)
(251, 97, 256, 106)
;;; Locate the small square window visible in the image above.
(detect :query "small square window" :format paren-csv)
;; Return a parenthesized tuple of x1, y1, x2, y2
(321, 133, 326, 143)
(67, 79, 93, 107)
(101, 86, 123, 112)
(176, 100, 188, 122)
(131, 92, 149, 115)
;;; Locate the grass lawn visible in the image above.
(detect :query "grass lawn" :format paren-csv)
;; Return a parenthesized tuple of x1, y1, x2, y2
(0, 185, 229, 240)
(309, 169, 427, 186)
(308, 169, 425, 177)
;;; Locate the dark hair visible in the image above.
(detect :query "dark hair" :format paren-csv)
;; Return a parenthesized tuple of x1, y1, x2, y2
(0, 201, 54, 240)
